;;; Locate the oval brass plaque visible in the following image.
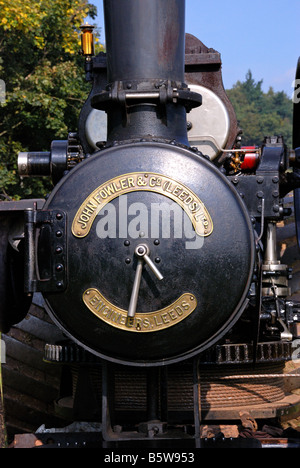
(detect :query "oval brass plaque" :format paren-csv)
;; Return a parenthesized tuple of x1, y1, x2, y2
(83, 288, 197, 333)
(72, 172, 213, 238)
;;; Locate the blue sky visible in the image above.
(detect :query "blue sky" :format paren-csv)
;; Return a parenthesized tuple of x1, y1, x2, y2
(94, 0, 299, 96)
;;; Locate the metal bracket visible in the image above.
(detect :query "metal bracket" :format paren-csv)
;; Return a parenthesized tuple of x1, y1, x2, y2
(24, 208, 67, 293)
(91, 79, 202, 113)
(229, 137, 286, 220)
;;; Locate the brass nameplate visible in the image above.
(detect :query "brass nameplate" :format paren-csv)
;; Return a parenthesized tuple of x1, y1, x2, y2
(83, 288, 197, 332)
(72, 172, 213, 238)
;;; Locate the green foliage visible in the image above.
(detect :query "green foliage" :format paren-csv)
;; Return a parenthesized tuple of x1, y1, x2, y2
(226, 70, 293, 147)
(0, 3, 293, 202)
(0, 0, 98, 200)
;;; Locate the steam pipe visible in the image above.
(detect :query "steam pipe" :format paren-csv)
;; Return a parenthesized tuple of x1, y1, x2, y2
(103, 0, 186, 84)
(93, 0, 200, 146)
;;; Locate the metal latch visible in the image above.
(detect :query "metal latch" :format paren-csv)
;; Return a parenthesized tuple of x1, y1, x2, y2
(24, 208, 67, 293)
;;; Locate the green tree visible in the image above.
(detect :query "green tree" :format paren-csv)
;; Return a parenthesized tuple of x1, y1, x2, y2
(0, 0, 99, 199)
(227, 70, 293, 147)
(239, 70, 264, 109)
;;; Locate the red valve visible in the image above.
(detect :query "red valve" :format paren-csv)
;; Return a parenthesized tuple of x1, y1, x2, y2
(240, 147, 259, 170)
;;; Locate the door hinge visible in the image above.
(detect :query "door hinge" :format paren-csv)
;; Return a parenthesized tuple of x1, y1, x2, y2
(24, 208, 67, 293)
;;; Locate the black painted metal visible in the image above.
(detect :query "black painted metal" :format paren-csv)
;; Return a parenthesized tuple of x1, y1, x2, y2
(293, 59, 300, 249)
(0, 215, 32, 332)
(294, 154, 300, 250)
(228, 137, 285, 219)
(103, 0, 185, 85)
(23, 208, 68, 293)
(293, 57, 300, 150)
(0, 201, 45, 332)
(22, 152, 51, 176)
(42, 141, 255, 365)
(92, 0, 201, 146)
(3, 0, 300, 446)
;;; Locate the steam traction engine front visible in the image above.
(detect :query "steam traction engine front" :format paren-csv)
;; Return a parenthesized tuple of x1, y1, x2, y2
(2, 0, 300, 446)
